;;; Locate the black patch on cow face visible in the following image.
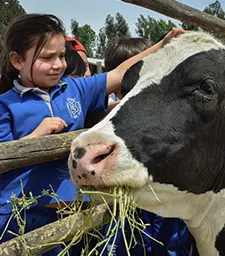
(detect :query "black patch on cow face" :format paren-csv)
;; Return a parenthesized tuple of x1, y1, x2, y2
(112, 49, 225, 194)
(73, 147, 86, 159)
(215, 225, 225, 256)
(72, 159, 77, 169)
(121, 61, 143, 97)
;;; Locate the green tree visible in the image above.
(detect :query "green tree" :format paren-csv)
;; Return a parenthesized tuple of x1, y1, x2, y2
(181, 0, 225, 40)
(105, 12, 130, 41)
(204, 0, 225, 19)
(135, 15, 155, 40)
(203, 0, 225, 40)
(71, 19, 79, 38)
(95, 27, 107, 58)
(95, 13, 130, 58)
(0, 0, 25, 37)
(105, 14, 117, 41)
(115, 13, 130, 38)
(135, 15, 176, 44)
(71, 20, 96, 57)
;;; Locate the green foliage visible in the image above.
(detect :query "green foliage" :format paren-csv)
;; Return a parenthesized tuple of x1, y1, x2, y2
(71, 19, 79, 38)
(181, 0, 225, 42)
(115, 13, 130, 38)
(95, 12, 130, 58)
(71, 19, 96, 57)
(203, 0, 225, 41)
(204, 0, 225, 19)
(135, 15, 176, 44)
(71, 13, 130, 58)
(95, 27, 107, 58)
(135, 14, 154, 40)
(105, 14, 117, 41)
(105, 13, 130, 41)
(0, 0, 25, 37)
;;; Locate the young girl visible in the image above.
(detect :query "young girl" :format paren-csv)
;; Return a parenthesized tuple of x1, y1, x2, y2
(0, 13, 186, 255)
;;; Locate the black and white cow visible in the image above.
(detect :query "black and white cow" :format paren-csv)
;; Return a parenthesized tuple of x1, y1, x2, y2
(68, 32, 225, 256)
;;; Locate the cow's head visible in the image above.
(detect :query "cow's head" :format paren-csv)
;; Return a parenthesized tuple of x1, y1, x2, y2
(68, 32, 225, 219)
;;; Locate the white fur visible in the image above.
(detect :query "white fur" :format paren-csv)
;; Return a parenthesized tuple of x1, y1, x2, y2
(132, 183, 224, 256)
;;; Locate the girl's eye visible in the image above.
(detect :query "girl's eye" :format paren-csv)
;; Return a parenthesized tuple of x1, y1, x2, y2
(59, 54, 66, 59)
(40, 56, 52, 60)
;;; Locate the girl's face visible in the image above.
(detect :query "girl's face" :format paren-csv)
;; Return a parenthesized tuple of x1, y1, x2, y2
(19, 33, 67, 89)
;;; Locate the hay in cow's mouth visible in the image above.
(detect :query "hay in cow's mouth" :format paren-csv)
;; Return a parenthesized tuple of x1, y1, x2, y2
(2, 184, 162, 255)
(78, 186, 163, 256)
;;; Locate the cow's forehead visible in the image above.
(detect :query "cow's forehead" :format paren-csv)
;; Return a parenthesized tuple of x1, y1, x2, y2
(90, 32, 225, 132)
(134, 32, 224, 93)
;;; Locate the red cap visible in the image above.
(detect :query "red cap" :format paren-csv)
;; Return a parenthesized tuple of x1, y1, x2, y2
(66, 36, 87, 54)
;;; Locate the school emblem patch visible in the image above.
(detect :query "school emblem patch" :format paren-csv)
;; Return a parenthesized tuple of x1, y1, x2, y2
(66, 97, 82, 119)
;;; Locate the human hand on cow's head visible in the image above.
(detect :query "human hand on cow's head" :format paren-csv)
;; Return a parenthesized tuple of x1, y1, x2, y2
(159, 28, 185, 47)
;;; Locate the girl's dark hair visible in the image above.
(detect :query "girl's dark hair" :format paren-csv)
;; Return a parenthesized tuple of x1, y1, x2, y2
(0, 13, 66, 94)
(104, 37, 152, 71)
(63, 40, 86, 77)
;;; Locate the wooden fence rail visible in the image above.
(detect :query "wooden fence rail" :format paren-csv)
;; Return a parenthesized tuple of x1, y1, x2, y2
(0, 130, 86, 174)
(0, 204, 111, 256)
(121, 0, 225, 33)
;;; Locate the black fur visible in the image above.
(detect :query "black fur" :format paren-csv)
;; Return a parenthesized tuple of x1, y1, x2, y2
(121, 60, 143, 97)
(216, 226, 225, 256)
(112, 49, 225, 194)
(72, 159, 77, 169)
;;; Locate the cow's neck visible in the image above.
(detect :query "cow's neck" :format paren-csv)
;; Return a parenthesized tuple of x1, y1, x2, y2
(184, 191, 224, 256)
(135, 184, 225, 256)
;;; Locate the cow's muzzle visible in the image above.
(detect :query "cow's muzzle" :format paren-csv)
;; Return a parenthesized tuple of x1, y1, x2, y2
(69, 141, 118, 186)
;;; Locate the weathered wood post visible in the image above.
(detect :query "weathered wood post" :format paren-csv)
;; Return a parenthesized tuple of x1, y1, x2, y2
(121, 0, 225, 33)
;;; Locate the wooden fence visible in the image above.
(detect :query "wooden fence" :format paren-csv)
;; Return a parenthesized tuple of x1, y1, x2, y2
(1, 0, 225, 254)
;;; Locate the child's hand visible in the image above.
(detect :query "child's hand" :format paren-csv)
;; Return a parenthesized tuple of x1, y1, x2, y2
(30, 117, 68, 137)
(149, 28, 185, 54)
(161, 28, 185, 46)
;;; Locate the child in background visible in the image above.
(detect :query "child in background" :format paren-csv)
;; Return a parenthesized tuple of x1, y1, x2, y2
(0, 13, 185, 255)
(105, 37, 152, 71)
(63, 38, 86, 77)
(66, 36, 91, 77)
(102, 36, 197, 255)
(105, 37, 152, 102)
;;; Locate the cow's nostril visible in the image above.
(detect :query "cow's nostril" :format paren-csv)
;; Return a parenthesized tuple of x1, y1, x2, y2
(92, 153, 110, 164)
(91, 145, 115, 165)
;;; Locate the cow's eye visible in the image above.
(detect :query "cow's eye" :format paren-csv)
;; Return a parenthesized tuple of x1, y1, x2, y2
(199, 79, 214, 94)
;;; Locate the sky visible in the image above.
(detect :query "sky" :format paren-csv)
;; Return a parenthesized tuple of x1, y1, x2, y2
(18, 0, 225, 36)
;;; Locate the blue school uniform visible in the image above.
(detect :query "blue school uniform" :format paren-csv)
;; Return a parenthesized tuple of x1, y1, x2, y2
(0, 74, 196, 255)
(92, 210, 196, 256)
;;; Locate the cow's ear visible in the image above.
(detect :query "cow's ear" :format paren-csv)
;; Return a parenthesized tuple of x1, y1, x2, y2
(194, 78, 219, 118)
(121, 60, 143, 97)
